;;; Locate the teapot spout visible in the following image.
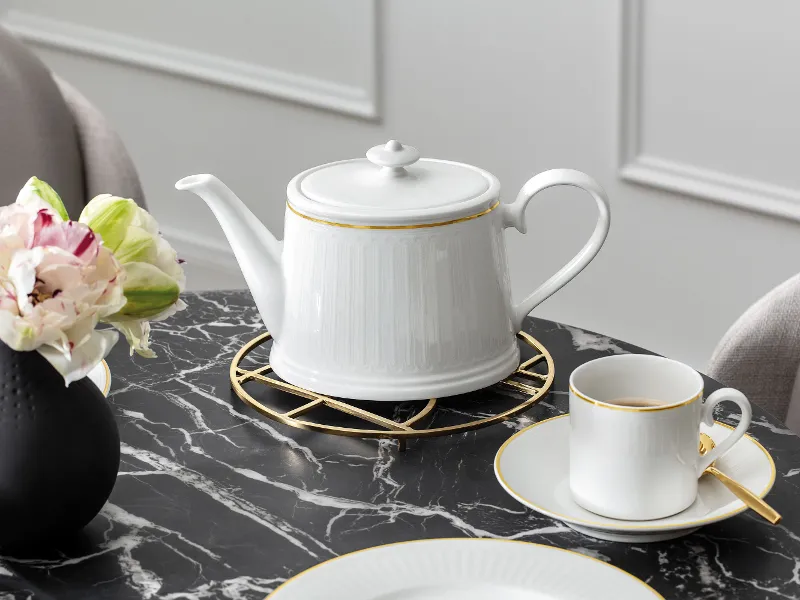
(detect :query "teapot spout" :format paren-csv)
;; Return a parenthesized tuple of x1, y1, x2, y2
(175, 174, 284, 338)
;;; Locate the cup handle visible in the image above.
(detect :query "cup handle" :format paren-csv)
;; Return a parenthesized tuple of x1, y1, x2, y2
(502, 169, 610, 332)
(697, 388, 752, 476)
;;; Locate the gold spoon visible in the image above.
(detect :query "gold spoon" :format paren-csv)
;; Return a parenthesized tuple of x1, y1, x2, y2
(699, 433, 781, 524)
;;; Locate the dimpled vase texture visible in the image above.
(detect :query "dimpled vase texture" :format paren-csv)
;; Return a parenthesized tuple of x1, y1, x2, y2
(0, 342, 119, 548)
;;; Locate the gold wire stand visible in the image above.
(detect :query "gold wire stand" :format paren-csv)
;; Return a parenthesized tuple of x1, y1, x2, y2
(230, 331, 554, 451)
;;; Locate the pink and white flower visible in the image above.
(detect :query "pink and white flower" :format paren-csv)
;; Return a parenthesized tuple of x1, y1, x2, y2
(0, 201, 125, 384)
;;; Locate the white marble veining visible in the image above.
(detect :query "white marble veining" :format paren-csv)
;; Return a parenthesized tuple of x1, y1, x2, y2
(0, 291, 798, 600)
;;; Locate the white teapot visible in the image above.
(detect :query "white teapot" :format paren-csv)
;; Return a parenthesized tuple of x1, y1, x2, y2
(176, 141, 610, 401)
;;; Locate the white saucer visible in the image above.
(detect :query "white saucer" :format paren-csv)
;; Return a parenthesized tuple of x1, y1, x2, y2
(494, 415, 776, 542)
(268, 538, 663, 599)
(87, 360, 111, 397)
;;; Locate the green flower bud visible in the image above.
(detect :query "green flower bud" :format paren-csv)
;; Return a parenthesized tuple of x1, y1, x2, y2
(79, 195, 137, 252)
(116, 262, 181, 320)
(113, 225, 159, 265)
(86, 195, 187, 357)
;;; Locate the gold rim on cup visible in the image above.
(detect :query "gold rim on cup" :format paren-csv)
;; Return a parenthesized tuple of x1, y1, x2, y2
(568, 385, 702, 413)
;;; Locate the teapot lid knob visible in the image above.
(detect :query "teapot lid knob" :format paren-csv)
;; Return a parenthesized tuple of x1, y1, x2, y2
(366, 140, 420, 173)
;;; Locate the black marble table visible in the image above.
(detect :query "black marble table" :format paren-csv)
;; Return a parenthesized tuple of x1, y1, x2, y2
(1, 290, 798, 599)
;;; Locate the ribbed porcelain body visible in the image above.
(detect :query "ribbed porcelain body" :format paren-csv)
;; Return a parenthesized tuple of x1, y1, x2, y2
(176, 141, 612, 401)
(272, 207, 519, 400)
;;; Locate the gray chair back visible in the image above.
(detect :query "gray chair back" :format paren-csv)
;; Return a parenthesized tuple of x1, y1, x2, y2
(707, 273, 800, 434)
(0, 26, 144, 217)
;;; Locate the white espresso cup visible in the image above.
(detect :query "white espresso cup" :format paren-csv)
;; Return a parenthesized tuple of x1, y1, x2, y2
(568, 354, 752, 521)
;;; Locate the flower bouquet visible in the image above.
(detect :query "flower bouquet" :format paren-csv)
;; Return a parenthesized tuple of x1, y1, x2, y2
(0, 177, 185, 548)
(3, 177, 186, 383)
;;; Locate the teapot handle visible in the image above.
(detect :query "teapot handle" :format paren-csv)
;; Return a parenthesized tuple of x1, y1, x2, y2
(501, 169, 610, 332)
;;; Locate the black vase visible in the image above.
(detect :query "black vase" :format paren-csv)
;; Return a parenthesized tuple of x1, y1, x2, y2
(0, 343, 120, 548)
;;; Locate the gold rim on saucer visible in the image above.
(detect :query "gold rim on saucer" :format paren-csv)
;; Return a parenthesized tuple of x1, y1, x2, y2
(494, 414, 777, 531)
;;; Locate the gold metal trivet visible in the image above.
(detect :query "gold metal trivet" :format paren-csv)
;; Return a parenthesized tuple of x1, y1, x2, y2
(230, 331, 553, 451)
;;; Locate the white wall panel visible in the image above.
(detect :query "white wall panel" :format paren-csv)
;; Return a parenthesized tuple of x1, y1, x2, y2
(5, 0, 800, 371)
(4, 0, 378, 118)
(620, 0, 800, 219)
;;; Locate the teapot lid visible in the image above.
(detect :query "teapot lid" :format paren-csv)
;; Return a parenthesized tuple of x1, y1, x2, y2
(287, 140, 500, 227)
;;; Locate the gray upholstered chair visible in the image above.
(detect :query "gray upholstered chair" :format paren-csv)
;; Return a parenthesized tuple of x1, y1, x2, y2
(0, 26, 144, 216)
(707, 273, 800, 434)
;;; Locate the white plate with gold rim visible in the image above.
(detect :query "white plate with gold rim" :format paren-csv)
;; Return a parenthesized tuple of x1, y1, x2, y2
(267, 538, 662, 599)
(495, 415, 776, 542)
(87, 360, 111, 397)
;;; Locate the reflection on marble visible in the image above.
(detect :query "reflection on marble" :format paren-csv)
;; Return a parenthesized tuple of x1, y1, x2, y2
(0, 291, 798, 599)
(559, 323, 628, 355)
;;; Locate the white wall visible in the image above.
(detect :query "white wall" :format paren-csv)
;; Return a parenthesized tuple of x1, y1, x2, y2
(4, 0, 800, 370)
